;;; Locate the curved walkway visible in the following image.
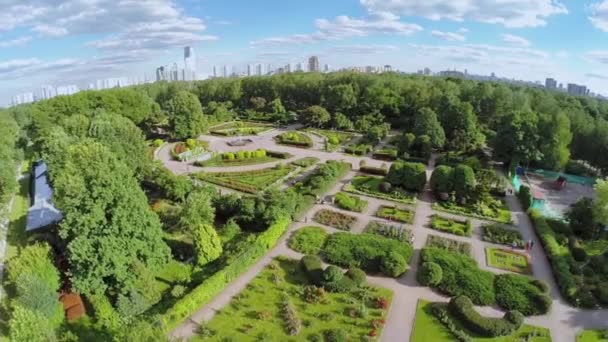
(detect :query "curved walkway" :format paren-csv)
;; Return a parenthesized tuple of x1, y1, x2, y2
(163, 142, 608, 341)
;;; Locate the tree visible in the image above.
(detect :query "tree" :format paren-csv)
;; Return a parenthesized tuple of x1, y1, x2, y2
(452, 165, 476, 202)
(493, 110, 541, 166)
(332, 112, 353, 130)
(567, 197, 598, 238)
(53, 141, 170, 296)
(366, 123, 390, 144)
(386, 161, 427, 192)
(413, 107, 445, 148)
(396, 133, 416, 156)
(324, 84, 357, 113)
(7, 243, 60, 292)
(192, 224, 223, 266)
(300, 105, 330, 127)
(14, 274, 64, 327)
(268, 98, 285, 114)
(9, 305, 56, 342)
(430, 165, 454, 193)
(538, 112, 572, 170)
(594, 178, 608, 227)
(168, 91, 207, 139)
(180, 190, 216, 229)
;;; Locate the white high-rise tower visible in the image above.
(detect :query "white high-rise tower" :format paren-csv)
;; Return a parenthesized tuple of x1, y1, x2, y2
(184, 46, 196, 81)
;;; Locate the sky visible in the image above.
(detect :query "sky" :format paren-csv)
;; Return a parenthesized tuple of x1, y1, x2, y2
(2, 0, 608, 105)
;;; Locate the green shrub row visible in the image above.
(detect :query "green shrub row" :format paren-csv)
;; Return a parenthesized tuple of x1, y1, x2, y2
(425, 235, 471, 255)
(218, 149, 267, 160)
(482, 224, 524, 248)
(322, 232, 413, 277)
(430, 215, 473, 237)
(358, 166, 389, 176)
(428, 303, 472, 342)
(345, 176, 416, 204)
(290, 157, 319, 168)
(334, 192, 368, 213)
(267, 150, 294, 159)
(275, 132, 313, 148)
(448, 295, 524, 337)
(344, 144, 373, 156)
(372, 148, 398, 161)
(161, 217, 291, 331)
(494, 274, 551, 316)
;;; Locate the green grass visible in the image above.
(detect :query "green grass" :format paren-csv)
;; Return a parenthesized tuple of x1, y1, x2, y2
(577, 330, 608, 342)
(345, 176, 416, 204)
(375, 205, 414, 224)
(432, 201, 512, 224)
(197, 155, 278, 167)
(412, 300, 552, 342)
(485, 248, 531, 274)
(5, 176, 30, 261)
(196, 165, 297, 193)
(287, 226, 328, 255)
(430, 215, 472, 237)
(196, 258, 393, 341)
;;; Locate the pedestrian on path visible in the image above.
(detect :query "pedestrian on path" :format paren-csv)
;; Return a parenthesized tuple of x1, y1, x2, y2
(530, 240, 535, 250)
(513, 241, 518, 250)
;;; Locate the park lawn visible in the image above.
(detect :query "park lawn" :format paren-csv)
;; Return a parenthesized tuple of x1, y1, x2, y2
(485, 248, 531, 274)
(432, 201, 512, 224)
(197, 258, 393, 341)
(430, 215, 472, 237)
(196, 165, 297, 193)
(412, 300, 552, 342)
(577, 330, 608, 342)
(5, 176, 30, 261)
(375, 205, 414, 224)
(197, 155, 279, 167)
(345, 176, 416, 204)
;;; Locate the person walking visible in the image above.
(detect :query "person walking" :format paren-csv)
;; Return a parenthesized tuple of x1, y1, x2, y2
(530, 240, 535, 250)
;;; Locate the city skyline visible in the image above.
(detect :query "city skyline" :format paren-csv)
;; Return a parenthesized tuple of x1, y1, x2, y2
(2, 1, 608, 105)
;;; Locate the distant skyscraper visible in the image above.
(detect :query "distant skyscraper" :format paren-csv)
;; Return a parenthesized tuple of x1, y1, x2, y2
(323, 64, 330, 72)
(184, 46, 196, 81)
(383, 65, 392, 72)
(247, 64, 253, 76)
(256, 64, 263, 76)
(308, 56, 319, 72)
(567, 83, 588, 96)
(545, 78, 558, 90)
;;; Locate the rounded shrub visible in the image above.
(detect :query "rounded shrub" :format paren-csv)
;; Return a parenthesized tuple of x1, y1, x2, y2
(328, 136, 340, 145)
(417, 262, 443, 286)
(380, 252, 407, 277)
(323, 328, 347, 342)
(236, 151, 246, 160)
(322, 266, 344, 283)
(225, 152, 235, 160)
(346, 267, 367, 287)
(379, 182, 392, 193)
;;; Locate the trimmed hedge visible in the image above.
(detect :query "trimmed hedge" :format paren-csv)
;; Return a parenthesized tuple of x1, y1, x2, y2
(334, 192, 368, 213)
(267, 150, 294, 159)
(386, 160, 427, 192)
(344, 144, 373, 156)
(161, 217, 291, 331)
(494, 274, 551, 316)
(518, 185, 532, 210)
(359, 166, 389, 176)
(430, 215, 472, 237)
(448, 295, 524, 337)
(322, 232, 413, 277)
(275, 132, 314, 148)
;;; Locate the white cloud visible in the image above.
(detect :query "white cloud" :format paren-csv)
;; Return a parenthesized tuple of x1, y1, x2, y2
(251, 12, 422, 46)
(584, 50, 608, 64)
(431, 30, 466, 42)
(32, 24, 68, 37)
(502, 34, 531, 47)
(586, 72, 608, 80)
(360, 0, 568, 28)
(328, 44, 399, 54)
(458, 28, 469, 33)
(0, 36, 32, 48)
(589, 1, 608, 32)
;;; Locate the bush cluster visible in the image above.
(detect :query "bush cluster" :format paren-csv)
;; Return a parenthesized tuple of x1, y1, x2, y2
(358, 166, 389, 176)
(276, 132, 313, 148)
(298, 161, 351, 197)
(429, 304, 472, 342)
(386, 161, 427, 192)
(334, 192, 368, 213)
(290, 157, 319, 168)
(375, 205, 414, 224)
(322, 233, 413, 277)
(364, 221, 412, 243)
(300, 256, 367, 293)
(518, 185, 532, 210)
(372, 148, 398, 161)
(425, 235, 471, 255)
(346, 176, 416, 204)
(288, 227, 328, 255)
(417, 262, 443, 286)
(313, 209, 357, 231)
(494, 274, 551, 316)
(482, 224, 524, 248)
(448, 296, 524, 337)
(344, 143, 373, 156)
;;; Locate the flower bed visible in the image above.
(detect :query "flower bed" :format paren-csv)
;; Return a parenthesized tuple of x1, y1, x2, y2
(482, 224, 524, 248)
(485, 248, 531, 274)
(430, 215, 473, 237)
(195, 149, 282, 167)
(288, 226, 328, 255)
(275, 131, 314, 148)
(375, 205, 415, 224)
(196, 165, 297, 193)
(425, 235, 471, 256)
(313, 209, 357, 231)
(432, 200, 512, 224)
(364, 221, 412, 243)
(344, 176, 416, 204)
(334, 192, 368, 213)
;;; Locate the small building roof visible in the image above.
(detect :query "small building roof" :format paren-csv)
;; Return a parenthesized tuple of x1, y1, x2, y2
(26, 161, 63, 232)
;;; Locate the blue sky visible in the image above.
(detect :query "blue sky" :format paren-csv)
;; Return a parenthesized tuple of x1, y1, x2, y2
(2, 0, 608, 104)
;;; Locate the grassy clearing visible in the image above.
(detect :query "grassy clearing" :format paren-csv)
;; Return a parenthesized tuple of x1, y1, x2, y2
(412, 300, 552, 342)
(375, 205, 414, 224)
(344, 176, 416, 204)
(196, 258, 393, 341)
(430, 215, 472, 237)
(486, 248, 531, 274)
(196, 165, 297, 193)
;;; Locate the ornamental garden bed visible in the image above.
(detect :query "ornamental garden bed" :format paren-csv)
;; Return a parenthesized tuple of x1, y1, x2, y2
(313, 209, 357, 231)
(344, 175, 416, 204)
(195, 164, 297, 193)
(482, 224, 525, 248)
(430, 215, 473, 237)
(425, 235, 472, 256)
(485, 248, 531, 274)
(274, 131, 314, 148)
(411, 300, 552, 342)
(200, 258, 393, 341)
(364, 221, 412, 243)
(334, 192, 368, 213)
(372, 148, 398, 161)
(432, 200, 512, 224)
(195, 149, 283, 167)
(209, 121, 274, 136)
(375, 205, 414, 224)
(306, 129, 357, 151)
(288, 226, 328, 255)
(344, 143, 373, 156)
(171, 139, 209, 161)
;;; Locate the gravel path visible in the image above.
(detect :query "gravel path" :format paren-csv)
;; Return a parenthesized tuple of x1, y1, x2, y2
(162, 139, 608, 342)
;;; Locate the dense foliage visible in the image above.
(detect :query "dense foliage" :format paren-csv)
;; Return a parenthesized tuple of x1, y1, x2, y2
(288, 226, 328, 255)
(334, 192, 368, 212)
(448, 295, 524, 337)
(482, 224, 525, 247)
(386, 160, 427, 192)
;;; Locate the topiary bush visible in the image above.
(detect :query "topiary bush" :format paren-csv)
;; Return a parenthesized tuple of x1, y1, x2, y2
(494, 274, 552, 316)
(448, 295, 523, 337)
(345, 267, 367, 287)
(518, 185, 532, 210)
(386, 160, 427, 192)
(380, 252, 408, 277)
(417, 262, 443, 286)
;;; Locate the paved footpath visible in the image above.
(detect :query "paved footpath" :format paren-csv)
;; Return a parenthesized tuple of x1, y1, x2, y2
(165, 144, 608, 341)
